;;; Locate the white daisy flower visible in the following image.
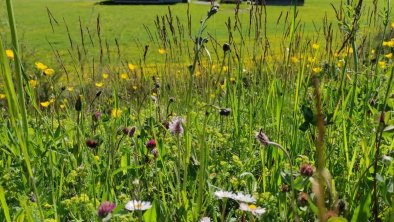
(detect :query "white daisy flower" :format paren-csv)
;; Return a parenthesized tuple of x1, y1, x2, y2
(239, 203, 266, 217)
(125, 200, 152, 211)
(232, 192, 256, 203)
(214, 190, 235, 199)
(200, 217, 211, 222)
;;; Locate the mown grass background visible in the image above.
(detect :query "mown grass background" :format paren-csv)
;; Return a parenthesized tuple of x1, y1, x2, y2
(0, 0, 379, 62)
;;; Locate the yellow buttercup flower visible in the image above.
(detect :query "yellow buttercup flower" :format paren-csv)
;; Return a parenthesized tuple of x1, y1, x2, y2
(128, 63, 135, 71)
(94, 155, 100, 161)
(95, 82, 104, 88)
(60, 104, 65, 109)
(383, 41, 394, 47)
(29, 80, 38, 88)
(195, 71, 201, 77)
(40, 101, 51, 108)
(308, 56, 316, 63)
(67, 86, 74, 92)
(44, 68, 55, 76)
(291, 56, 299, 63)
(312, 43, 319, 50)
(222, 66, 228, 72)
(111, 108, 122, 118)
(35, 62, 48, 71)
(379, 61, 386, 69)
(385, 53, 393, 59)
(0, 94, 6, 99)
(132, 85, 138, 90)
(312, 67, 322, 73)
(158, 48, 166, 55)
(391, 22, 394, 29)
(345, 47, 353, 55)
(5, 49, 14, 60)
(337, 60, 345, 68)
(120, 73, 128, 80)
(102, 73, 109, 79)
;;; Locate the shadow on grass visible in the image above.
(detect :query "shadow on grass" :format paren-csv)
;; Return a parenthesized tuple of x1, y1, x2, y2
(96, 0, 179, 5)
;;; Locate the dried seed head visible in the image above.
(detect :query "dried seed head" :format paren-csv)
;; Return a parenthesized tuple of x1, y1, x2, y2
(297, 192, 309, 207)
(151, 148, 159, 159)
(255, 129, 270, 146)
(280, 184, 289, 193)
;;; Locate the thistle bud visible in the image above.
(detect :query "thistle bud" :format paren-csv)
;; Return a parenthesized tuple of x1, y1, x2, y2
(219, 108, 231, 116)
(146, 139, 156, 149)
(75, 95, 82, 111)
(255, 129, 270, 146)
(86, 139, 98, 148)
(222, 43, 230, 52)
(207, 5, 219, 18)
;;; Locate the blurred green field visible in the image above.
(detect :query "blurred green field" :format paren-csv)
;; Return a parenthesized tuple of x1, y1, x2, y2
(0, 0, 369, 63)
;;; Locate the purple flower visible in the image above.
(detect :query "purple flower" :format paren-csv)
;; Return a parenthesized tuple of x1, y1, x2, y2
(146, 139, 156, 149)
(86, 139, 98, 148)
(97, 201, 115, 218)
(92, 111, 101, 122)
(169, 117, 184, 136)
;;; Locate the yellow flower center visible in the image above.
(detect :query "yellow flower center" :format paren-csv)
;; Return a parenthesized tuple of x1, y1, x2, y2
(248, 204, 257, 210)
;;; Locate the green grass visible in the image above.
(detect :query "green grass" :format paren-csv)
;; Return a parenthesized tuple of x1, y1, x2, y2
(0, 0, 364, 62)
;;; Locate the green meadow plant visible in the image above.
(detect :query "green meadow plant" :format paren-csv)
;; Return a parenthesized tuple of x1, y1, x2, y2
(1, 0, 394, 221)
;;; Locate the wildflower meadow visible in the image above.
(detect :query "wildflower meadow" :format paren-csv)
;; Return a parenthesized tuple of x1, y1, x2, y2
(0, 0, 393, 221)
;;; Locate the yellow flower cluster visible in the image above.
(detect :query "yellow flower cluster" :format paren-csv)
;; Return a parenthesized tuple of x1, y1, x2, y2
(35, 62, 55, 77)
(382, 39, 394, 48)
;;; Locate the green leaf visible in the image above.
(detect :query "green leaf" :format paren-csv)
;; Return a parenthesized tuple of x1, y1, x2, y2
(351, 192, 371, 222)
(299, 121, 310, 131)
(0, 186, 11, 222)
(143, 200, 157, 221)
(383, 125, 394, 132)
(301, 105, 314, 124)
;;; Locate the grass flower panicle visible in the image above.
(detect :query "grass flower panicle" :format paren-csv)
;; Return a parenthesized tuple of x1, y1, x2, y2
(125, 200, 152, 211)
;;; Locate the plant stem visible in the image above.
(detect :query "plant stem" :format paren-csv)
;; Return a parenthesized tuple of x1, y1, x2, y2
(267, 141, 299, 222)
